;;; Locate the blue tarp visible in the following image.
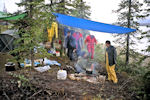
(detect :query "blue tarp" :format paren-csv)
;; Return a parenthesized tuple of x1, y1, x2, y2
(53, 13, 136, 34)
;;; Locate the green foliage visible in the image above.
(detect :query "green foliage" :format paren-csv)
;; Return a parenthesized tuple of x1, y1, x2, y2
(116, 54, 150, 99)
(94, 44, 105, 63)
(129, 70, 150, 100)
(139, 1, 150, 55)
(8, 72, 29, 86)
(113, 2, 150, 98)
(117, 62, 148, 76)
(36, 47, 52, 58)
(10, 0, 55, 66)
(70, 0, 91, 19)
(128, 1, 150, 97)
(143, 71, 150, 98)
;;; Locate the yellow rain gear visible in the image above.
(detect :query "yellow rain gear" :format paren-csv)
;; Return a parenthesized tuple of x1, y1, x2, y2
(106, 52, 118, 83)
(47, 22, 58, 43)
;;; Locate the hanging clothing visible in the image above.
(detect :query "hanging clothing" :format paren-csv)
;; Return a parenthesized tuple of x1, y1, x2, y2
(85, 35, 97, 59)
(47, 22, 58, 43)
(72, 32, 83, 56)
(105, 47, 118, 83)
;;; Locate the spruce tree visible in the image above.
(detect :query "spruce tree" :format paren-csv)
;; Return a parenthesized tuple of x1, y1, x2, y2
(70, 0, 91, 38)
(113, 0, 142, 64)
(70, 0, 91, 19)
(142, 0, 150, 55)
(11, 0, 53, 67)
(137, 0, 150, 67)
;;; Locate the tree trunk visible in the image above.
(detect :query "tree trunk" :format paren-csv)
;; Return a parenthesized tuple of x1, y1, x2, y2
(29, 0, 34, 67)
(126, 0, 131, 65)
(60, 0, 65, 56)
(80, 0, 83, 18)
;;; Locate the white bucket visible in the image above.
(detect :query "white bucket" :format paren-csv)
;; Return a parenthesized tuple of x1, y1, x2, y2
(57, 70, 67, 80)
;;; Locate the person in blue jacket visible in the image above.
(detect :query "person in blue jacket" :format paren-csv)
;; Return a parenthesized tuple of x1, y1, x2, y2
(65, 31, 76, 61)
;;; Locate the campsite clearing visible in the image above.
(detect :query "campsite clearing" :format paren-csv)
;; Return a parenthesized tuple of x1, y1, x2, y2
(0, 53, 134, 100)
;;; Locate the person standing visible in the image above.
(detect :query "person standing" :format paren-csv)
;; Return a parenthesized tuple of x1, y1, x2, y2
(65, 31, 76, 61)
(105, 40, 118, 83)
(85, 35, 97, 59)
(72, 32, 83, 56)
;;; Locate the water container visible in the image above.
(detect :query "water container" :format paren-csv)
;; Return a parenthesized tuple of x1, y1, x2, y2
(57, 70, 67, 80)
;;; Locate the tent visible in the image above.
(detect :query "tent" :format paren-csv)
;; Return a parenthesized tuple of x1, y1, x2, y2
(0, 11, 27, 25)
(0, 30, 18, 52)
(0, 21, 9, 25)
(0, 11, 8, 25)
(0, 11, 27, 26)
(0, 12, 26, 52)
(0, 11, 8, 18)
(0, 11, 27, 21)
(53, 13, 136, 34)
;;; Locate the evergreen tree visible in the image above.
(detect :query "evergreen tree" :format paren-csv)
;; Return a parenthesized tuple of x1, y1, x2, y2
(70, 0, 91, 19)
(141, 0, 150, 56)
(70, 0, 91, 38)
(137, 0, 150, 67)
(11, 0, 53, 67)
(113, 0, 142, 64)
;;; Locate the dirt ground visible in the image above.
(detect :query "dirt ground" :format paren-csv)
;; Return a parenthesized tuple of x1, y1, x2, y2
(0, 53, 136, 100)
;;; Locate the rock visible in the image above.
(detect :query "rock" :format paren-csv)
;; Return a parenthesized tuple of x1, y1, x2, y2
(96, 75, 106, 84)
(68, 74, 76, 80)
(68, 74, 106, 84)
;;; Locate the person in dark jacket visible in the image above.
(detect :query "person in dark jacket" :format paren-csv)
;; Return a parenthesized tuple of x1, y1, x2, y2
(105, 40, 118, 83)
(65, 31, 76, 61)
